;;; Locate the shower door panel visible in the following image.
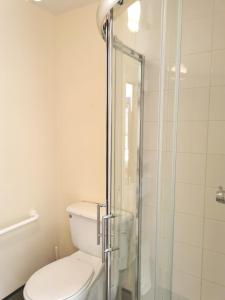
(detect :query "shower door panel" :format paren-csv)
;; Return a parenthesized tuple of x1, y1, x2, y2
(107, 41, 143, 300)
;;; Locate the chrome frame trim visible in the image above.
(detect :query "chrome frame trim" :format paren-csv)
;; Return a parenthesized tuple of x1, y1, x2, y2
(137, 56, 145, 300)
(113, 37, 144, 62)
(111, 36, 145, 300)
(105, 12, 113, 300)
(103, 5, 145, 300)
(168, 0, 183, 297)
(96, 0, 122, 40)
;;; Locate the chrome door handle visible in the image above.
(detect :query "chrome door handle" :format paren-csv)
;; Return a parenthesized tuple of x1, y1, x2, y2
(102, 215, 106, 263)
(102, 214, 113, 263)
(96, 203, 106, 245)
(102, 214, 119, 263)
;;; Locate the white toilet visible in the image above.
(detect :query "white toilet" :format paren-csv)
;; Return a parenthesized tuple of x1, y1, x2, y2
(23, 201, 131, 300)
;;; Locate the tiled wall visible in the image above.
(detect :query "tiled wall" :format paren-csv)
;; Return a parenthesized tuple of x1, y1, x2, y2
(172, 0, 225, 299)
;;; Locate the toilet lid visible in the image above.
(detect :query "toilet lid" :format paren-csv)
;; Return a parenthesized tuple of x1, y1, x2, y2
(25, 256, 94, 300)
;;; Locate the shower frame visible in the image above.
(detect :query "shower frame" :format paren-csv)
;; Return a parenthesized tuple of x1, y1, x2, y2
(102, 10, 145, 300)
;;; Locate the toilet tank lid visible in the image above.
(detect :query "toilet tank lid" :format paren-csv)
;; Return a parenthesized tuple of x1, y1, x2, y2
(67, 201, 105, 221)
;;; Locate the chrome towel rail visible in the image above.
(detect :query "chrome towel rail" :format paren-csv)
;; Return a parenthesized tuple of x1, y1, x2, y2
(0, 210, 39, 236)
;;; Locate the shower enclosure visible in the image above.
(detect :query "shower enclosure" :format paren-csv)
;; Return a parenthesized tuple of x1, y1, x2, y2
(99, 9, 145, 300)
(97, 0, 181, 299)
(98, 0, 225, 299)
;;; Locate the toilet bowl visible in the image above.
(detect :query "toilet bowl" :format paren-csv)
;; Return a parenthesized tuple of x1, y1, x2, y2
(24, 201, 131, 300)
(24, 251, 104, 300)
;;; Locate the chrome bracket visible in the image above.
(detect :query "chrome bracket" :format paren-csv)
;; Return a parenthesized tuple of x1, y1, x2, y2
(104, 247, 119, 254)
(216, 186, 225, 204)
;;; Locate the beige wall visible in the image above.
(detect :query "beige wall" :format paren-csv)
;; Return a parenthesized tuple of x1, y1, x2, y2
(0, 1, 105, 297)
(0, 1, 58, 298)
(56, 3, 105, 257)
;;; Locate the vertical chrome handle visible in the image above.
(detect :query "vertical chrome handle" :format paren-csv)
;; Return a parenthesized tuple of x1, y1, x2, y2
(102, 214, 118, 264)
(102, 216, 106, 263)
(97, 203, 106, 245)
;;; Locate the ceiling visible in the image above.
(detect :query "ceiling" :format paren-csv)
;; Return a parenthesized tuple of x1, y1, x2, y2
(32, 0, 99, 14)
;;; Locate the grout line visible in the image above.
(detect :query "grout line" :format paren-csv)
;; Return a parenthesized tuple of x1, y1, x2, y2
(174, 240, 202, 249)
(202, 278, 225, 289)
(172, 267, 202, 280)
(203, 248, 225, 257)
(164, 84, 225, 91)
(175, 210, 225, 224)
(173, 238, 225, 258)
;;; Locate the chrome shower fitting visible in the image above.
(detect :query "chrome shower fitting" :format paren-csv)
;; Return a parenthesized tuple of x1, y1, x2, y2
(216, 186, 225, 204)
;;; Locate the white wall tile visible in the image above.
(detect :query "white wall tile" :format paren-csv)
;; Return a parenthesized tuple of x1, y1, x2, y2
(181, 53, 211, 88)
(173, 242, 202, 277)
(174, 213, 203, 246)
(160, 210, 174, 239)
(210, 87, 225, 120)
(148, 59, 160, 92)
(214, 0, 225, 15)
(143, 122, 158, 150)
(160, 181, 174, 211)
(205, 187, 225, 222)
(201, 280, 225, 300)
(182, 0, 213, 20)
(211, 50, 225, 86)
(204, 219, 225, 254)
(172, 1, 225, 299)
(213, 13, 225, 50)
(172, 270, 201, 300)
(147, 28, 161, 61)
(206, 154, 225, 187)
(142, 203, 157, 237)
(143, 150, 158, 178)
(163, 90, 175, 121)
(161, 151, 174, 180)
(208, 121, 225, 154)
(142, 177, 157, 207)
(176, 153, 206, 185)
(182, 18, 212, 54)
(144, 91, 159, 122)
(175, 183, 204, 216)
(203, 250, 225, 286)
(163, 122, 173, 151)
(177, 121, 208, 153)
(179, 88, 209, 121)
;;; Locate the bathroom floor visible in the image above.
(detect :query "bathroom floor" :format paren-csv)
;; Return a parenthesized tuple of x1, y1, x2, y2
(4, 288, 24, 300)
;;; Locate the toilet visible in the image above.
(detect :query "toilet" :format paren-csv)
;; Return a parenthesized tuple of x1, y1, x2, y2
(23, 201, 131, 300)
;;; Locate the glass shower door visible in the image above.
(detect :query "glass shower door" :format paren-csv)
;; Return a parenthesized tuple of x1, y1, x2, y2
(107, 36, 144, 300)
(100, 0, 182, 299)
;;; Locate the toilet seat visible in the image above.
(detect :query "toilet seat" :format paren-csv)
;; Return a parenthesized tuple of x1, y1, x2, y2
(24, 255, 94, 300)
